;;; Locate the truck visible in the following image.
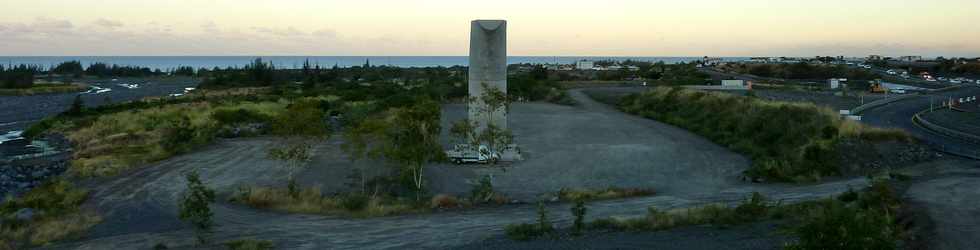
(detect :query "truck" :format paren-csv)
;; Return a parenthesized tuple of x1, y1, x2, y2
(445, 144, 499, 165)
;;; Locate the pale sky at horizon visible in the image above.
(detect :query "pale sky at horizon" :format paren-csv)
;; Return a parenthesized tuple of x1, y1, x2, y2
(2, 0, 979, 57)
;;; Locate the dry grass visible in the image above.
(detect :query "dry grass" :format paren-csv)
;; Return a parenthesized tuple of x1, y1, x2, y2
(430, 194, 460, 209)
(232, 186, 427, 218)
(62, 100, 287, 177)
(28, 212, 102, 245)
(558, 187, 656, 202)
(0, 180, 100, 248)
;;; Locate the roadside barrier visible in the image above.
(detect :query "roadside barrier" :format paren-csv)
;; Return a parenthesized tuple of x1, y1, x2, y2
(912, 106, 980, 160)
(852, 94, 915, 115)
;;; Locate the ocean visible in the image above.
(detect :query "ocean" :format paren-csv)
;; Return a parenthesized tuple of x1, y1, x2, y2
(0, 56, 749, 70)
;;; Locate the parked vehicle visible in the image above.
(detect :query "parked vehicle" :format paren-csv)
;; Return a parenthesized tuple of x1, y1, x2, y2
(889, 88, 906, 94)
(950, 79, 963, 84)
(446, 144, 499, 165)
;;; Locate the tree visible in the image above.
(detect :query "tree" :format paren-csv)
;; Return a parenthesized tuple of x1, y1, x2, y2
(268, 99, 329, 197)
(571, 200, 587, 236)
(344, 98, 444, 201)
(67, 95, 85, 116)
(178, 170, 216, 245)
(467, 82, 514, 157)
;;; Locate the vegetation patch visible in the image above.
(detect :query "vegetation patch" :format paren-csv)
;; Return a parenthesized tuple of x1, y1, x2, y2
(616, 87, 910, 181)
(586, 181, 903, 249)
(225, 238, 275, 250)
(558, 187, 655, 202)
(0, 82, 88, 96)
(230, 186, 428, 218)
(0, 179, 100, 249)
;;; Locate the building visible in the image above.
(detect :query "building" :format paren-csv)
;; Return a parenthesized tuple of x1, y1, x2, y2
(828, 78, 847, 89)
(868, 55, 884, 61)
(899, 56, 923, 62)
(576, 60, 594, 70)
(722, 80, 745, 87)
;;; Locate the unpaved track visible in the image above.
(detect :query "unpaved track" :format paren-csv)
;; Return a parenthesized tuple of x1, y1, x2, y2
(48, 89, 871, 249)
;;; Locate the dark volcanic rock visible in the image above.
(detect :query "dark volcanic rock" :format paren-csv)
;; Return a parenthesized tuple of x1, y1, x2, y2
(0, 134, 72, 198)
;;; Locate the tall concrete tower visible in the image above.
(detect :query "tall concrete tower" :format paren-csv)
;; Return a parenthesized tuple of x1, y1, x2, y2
(468, 20, 507, 132)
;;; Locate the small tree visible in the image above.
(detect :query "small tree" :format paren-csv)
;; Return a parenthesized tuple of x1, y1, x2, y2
(268, 99, 329, 197)
(178, 170, 216, 245)
(466, 82, 514, 158)
(571, 200, 587, 236)
(537, 201, 553, 233)
(68, 95, 85, 116)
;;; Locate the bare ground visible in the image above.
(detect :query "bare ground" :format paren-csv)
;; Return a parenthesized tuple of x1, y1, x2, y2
(45, 88, 875, 249)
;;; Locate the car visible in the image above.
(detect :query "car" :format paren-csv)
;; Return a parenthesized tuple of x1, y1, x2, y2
(926, 78, 937, 82)
(890, 88, 907, 94)
(950, 80, 962, 84)
(886, 70, 897, 75)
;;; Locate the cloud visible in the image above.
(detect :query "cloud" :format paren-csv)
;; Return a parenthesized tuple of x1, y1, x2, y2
(93, 18, 124, 29)
(251, 26, 306, 37)
(313, 28, 337, 38)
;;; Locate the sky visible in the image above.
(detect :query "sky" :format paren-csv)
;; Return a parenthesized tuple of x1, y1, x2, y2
(1, 0, 979, 57)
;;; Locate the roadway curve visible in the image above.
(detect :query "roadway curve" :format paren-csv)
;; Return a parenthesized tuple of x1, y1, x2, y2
(859, 86, 980, 250)
(860, 86, 980, 157)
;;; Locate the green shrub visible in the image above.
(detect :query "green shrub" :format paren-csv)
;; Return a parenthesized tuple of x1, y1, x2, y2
(340, 193, 370, 211)
(225, 239, 274, 250)
(537, 201, 553, 233)
(571, 200, 587, 236)
(616, 87, 908, 182)
(212, 108, 273, 125)
(0, 179, 88, 217)
(178, 171, 216, 245)
(504, 223, 544, 241)
(785, 200, 897, 250)
(470, 175, 495, 203)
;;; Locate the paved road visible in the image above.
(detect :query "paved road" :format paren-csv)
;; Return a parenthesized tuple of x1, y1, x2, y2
(45, 89, 872, 249)
(858, 86, 980, 250)
(861, 86, 980, 158)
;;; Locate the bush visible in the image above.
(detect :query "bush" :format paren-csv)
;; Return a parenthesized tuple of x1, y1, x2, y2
(558, 187, 655, 202)
(0, 180, 100, 248)
(504, 223, 544, 241)
(537, 201, 553, 233)
(785, 200, 897, 250)
(212, 108, 273, 125)
(617, 87, 909, 181)
(470, 175, 495, 203)
(571, 200, 587, 236)
(430, 194, 459, 209)
(340, 193, 369, 211)
(0, 179, 88, 216)
(225, 239, 274, 250)
(178, 171, 216, 245)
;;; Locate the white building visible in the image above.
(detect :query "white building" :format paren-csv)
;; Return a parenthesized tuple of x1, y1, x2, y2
(576, 60, 595, 70)
(721, 80, 745, 87)
(828, 78, 847, 89)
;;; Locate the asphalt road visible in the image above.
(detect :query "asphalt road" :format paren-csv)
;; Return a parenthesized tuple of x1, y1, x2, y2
(858, 86, 980, 250)
(860, 86, 980, 158)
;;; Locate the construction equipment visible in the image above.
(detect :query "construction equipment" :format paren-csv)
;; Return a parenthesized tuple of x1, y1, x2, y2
(869, 79, 888, 93)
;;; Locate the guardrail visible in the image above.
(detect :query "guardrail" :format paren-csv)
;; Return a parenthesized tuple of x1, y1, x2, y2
(851, 94, 916, 115)
(911, 106, 980, 160)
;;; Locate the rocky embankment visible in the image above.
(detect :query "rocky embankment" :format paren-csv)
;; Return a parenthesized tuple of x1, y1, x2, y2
(0, 134, 71, 198)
